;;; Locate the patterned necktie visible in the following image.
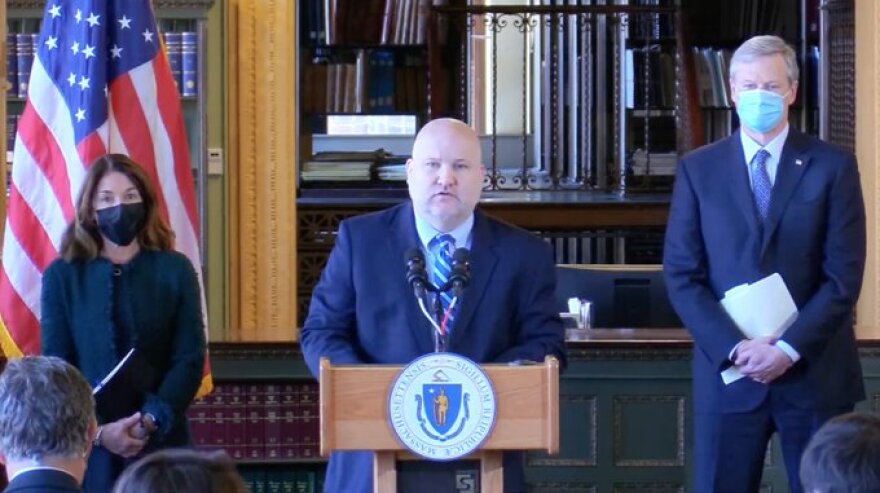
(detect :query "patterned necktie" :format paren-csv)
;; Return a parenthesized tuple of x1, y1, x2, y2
(751, 149, 772, 220)
(429, 234, 456, 329)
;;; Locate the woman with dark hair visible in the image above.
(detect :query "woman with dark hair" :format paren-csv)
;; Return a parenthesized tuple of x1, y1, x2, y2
(41, 153, 206, 493)
(111, 449, 246, 493)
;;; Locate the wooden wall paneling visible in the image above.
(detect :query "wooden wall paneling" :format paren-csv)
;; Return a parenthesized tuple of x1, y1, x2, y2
(225, 0, 297, 340)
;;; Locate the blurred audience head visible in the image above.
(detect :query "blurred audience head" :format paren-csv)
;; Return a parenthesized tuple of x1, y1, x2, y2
(112, 448, 246, 493)
(0, 356, 96, 479)
(800, 412, 880, 493)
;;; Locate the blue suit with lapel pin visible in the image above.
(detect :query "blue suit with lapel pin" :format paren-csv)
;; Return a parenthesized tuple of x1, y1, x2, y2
(664, 128, 866, 492)
(301, 201, 566, 493)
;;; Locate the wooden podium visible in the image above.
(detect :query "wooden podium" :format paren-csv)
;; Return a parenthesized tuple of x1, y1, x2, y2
(319, 356, 559, 493)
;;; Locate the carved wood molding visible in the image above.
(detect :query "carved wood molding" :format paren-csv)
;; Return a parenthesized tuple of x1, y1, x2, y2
(225, 0, 297, 341)
(855, 0, 880, 335)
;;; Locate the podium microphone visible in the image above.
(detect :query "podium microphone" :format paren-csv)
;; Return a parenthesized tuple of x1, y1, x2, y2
(449, 248, 471, 297)
(405, 248, 445, 352)
(404, 248, 430, 297)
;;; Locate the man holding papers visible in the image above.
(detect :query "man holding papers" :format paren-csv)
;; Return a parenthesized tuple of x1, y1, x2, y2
(663, 35, 866, 493)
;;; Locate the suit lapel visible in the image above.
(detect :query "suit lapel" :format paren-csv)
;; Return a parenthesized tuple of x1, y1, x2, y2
(760, 130, 811, 257)
(387, 203, 436, 354)
(449, 210, 498, 345)
(727, 131, 762, 234)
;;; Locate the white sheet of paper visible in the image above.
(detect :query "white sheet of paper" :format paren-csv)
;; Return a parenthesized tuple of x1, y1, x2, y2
(718, 273, 798, 384)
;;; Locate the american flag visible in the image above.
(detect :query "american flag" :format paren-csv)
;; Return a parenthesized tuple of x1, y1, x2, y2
(0, 0, 212, 395)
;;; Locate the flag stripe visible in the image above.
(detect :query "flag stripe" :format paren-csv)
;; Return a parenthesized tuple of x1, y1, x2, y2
(0, 229, 43, 355)
(109, 72, 170, 224)
(25, 58, 86, 210)
(129, 62, 200, 263)
(77, 132, 108, 169)
(11, 135, 69, 246)
(1, 228, 43, 315)
(153, 52, 199, 232)
(17, 104, 75, 222)
(0, 269, 40, 355)
(7, 184, 58, 272)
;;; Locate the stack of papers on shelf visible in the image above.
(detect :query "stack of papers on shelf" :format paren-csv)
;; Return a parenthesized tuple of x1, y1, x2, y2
(301, 149, 389, 182)
(377, 163, 406, 181)
(719, 273, 798, 384)
(301, 160, 372, 182)
(631, 150, 678, 176)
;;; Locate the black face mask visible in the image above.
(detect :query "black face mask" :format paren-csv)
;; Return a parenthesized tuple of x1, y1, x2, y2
(96, 202, 146, 247)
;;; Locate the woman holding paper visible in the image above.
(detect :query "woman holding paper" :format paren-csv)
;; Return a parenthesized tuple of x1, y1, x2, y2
(40, 154, 206, 493)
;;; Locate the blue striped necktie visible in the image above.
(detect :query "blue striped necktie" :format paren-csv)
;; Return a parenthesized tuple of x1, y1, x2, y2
(751, 149, 772, 220)
(429, 234, 456, 329)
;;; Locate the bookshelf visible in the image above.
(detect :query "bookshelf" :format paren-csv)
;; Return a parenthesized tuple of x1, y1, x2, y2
(681, 0, 822, 144)
(296, 0, 459, 192)
(192, 343, 326, 491)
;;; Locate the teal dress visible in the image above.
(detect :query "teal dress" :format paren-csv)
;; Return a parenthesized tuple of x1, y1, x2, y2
(41, 249, 206, 493)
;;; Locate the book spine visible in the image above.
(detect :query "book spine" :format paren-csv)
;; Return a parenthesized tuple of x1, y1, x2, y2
(164, 32, 183, 94)
(281, 383, 299, 459)
(227, 384, 246, 460)
(208, 383, 228, 452)
(186, 395, 212, 449)
(16, 33, 32, 98)
(300, 382, 319, 458)
(252, 468, 268, 493)
(245, 383, 265, 460)
(181, 31, 198, 97)
(6, 34, 16, 97)
(264, 384, 282, 459)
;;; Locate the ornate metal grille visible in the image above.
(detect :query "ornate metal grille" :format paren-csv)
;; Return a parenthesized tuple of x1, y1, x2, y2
(430, 3, 679, 192)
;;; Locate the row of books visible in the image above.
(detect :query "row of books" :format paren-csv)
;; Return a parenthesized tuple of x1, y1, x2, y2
(545, 232, 665, 265)
(691, 47, 733, 108)
(239, 467, 325, 493)
(7, 113, 19, 158)
(626, 0, 676, 40)
(303, 50, 426, 115)
(5, 31, 198, 99)
(302, 0, 440, 46)
(187, 382, 319, 460)
(629, 149, 676, 177)
(161, 32, 199, 97)
(686, 0, 800, 45)
(625, 49, 676, 109)
(301, 150, 407, 183)
(691, 45, 820, 110)
(6, 33, 38, 98)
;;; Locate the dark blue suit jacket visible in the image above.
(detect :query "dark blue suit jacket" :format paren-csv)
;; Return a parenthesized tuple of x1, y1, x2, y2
(664, 129, 866, 414)
(41, 250, 206, 492)
(3, 469, 81, 493)
(301, 202, 565, 493)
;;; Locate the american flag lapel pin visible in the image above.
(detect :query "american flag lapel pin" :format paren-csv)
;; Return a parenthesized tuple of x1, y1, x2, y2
(795, 158, 803, 166)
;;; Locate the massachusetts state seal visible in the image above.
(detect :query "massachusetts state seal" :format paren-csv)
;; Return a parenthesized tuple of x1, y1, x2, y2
(387, 353, 497, 461)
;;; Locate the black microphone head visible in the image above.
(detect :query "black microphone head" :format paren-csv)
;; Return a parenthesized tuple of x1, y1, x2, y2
(405, 248, 428, 292)
(449, 248, 471, 295)
(405, 247, 425, 267)
(452, 248, 470, 268)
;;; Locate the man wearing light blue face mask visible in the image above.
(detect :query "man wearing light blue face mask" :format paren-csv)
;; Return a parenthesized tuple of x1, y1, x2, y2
(664, 35, 866, 493)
